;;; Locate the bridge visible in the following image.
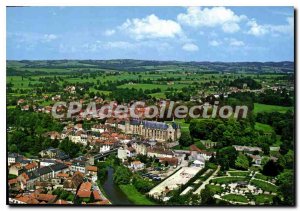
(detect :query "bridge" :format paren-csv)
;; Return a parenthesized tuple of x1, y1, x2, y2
(92, 148, 118, 162)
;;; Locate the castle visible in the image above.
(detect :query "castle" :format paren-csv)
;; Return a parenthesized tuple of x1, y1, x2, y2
(116, 119, 181, 142)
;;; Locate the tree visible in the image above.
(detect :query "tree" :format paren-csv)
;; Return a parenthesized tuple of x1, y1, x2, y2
(276, 170, 294, 205)
(201, 187, 215, 205)
(179, 131, 194, 147)
(235, 154, 249, 170)
(262, 160, 283, 176)
(217, 146, 238, 171)
(59, 139, 81, 158)
(113, 166, 132, 185)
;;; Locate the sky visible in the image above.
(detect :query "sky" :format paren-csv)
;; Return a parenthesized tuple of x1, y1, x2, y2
(7, 7, 294, 62)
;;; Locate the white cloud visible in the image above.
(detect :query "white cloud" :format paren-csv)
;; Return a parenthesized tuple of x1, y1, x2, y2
(104, 29, 116, 36)
(209, 40, 222, 47)
(222, 22, 240, 33)
(177, 7, 246, 33)
(228, 38, 245, 46)
(43, 34, 57, 42)
(246, 20, 268, 36)
(120, 14, 182, 40)
(182, 43, 199, 52)
(247, 17, 293, 36)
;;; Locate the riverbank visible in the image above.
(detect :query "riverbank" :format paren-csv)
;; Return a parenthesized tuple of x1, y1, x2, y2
(119, 185, 157, 205)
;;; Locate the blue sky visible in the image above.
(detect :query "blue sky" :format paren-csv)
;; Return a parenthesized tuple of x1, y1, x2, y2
(7, 7, 294, 62)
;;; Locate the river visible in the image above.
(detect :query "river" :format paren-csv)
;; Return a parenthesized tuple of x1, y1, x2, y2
(102, 167, 133, 205)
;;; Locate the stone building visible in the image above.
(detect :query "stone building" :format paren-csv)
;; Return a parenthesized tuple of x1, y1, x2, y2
(119, 119, 181, 142)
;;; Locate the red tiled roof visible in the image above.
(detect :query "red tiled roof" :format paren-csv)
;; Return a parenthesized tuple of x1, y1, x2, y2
(92, 190, 102, 201)
(159, 157, 178, 166)
(77, 182, 92, 198)
(57, 173, 69, 178)
(15, 195, 39, 204)
(8, 179, 17, 185)
(86, 166, 97, 172)
(190, 145, 213, 155)
(32, 193, 57, 202)
(24, 162, 37, 170)
(54, 199, 68, 204)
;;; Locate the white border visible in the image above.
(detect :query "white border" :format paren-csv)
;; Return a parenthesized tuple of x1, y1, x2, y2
(0, 1, 298, 211)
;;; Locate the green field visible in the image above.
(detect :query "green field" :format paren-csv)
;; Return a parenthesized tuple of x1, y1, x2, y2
(206, 184, 224, 194)
(254, 122, 274, 133)
(250, 179, 277, 193)
(211, 177, 248, 184)
(166, 119, 190, 133)
(119, 185, 156, 205)
(253, 103, 293, 114)
(254, 194, 274, 204)
(228, 171, 250, 177)
(222, 194, 248, 203)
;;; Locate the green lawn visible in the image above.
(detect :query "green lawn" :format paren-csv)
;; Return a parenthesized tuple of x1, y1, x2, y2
(118, 83, 188, 91)
(254, 173, 269, 181)
(253, 103, 293, 114)
(254, 122, 274, 133)
(166, 119, 190, 133)
(254, 194, 274, 204)
(206, 184, 224, 194)
(211, 177, 248, 184)
(228, 171, 250, 177)
(119, 185, 156, 205)
(250, 179, 277, 193)
(222, 194, 248, 203)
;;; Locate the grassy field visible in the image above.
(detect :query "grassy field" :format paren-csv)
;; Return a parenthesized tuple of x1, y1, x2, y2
(228, 171, 250, 177)
(206, 184, 224, 194)
(250, 179, 277, 193)
(211, 177, 248, 184)
(254, 122, 274, 133)
(166, 119, 190, 133)
(119, 185, 156, 205)
(253, 103, 293, 114)
(222, 194, 248, 203)
(254, 194, 274, 204)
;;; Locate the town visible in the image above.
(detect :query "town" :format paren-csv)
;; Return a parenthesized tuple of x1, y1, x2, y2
(7, 60, 294, 206)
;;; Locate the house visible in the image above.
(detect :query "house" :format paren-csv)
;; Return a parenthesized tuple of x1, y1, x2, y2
(77, 182, 92, 199)
(63, 171, 84, 192)
(200, 140, 217, 149)
(192, 157, 205, 168)
(248, 154, 262, 166)
(189, 145, 213, 161)
(127, 147, 136, 158)
(40, 159, 57, 167)
(39, 148, 69, 160)
(71, 161, 86, 173)
(19, 163, 69, 190)
(99, 144, 111, 153)
(130, 161, 144, 170)
(24, 162, 38, 172)
(9, 163, 23, 176)
(233, 145, 262, 154)
(117, 147, 127, 160)
(8, 153, 23, 166)
(91, 124, 105, 133)
(159, 157, 179, 167)
(132, 142, 148, 155)
(147, 147, 174, 158)
(86, 166, 98, 176)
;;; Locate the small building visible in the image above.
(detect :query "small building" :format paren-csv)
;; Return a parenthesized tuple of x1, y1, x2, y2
(130, 161, 144, 170)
